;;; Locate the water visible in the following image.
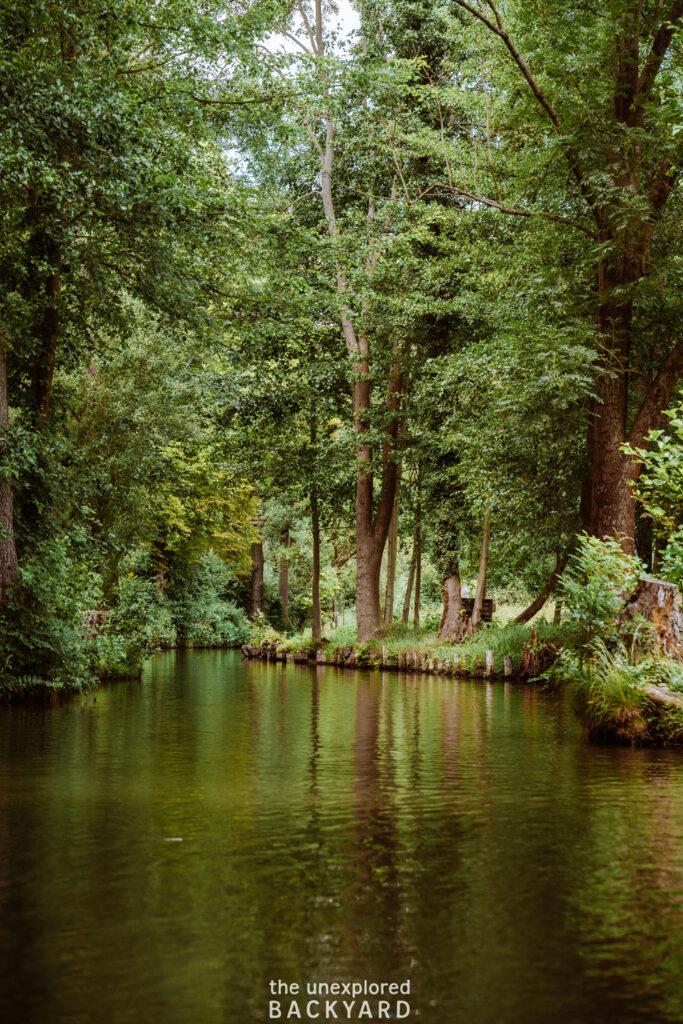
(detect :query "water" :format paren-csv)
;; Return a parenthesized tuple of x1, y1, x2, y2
(1, 651, 683, 1024)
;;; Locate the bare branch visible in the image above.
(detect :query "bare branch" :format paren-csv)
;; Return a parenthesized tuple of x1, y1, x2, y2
(297, 2, 318, 54)
(278, 190, 320, 213)
(453, 0, 561, 127)
(314, 0, 323, 57)
(279, 29, 313, 55)
(411, 183, 598, 237)
(452, 0, 605, 230)
(388, 131, 410, 199)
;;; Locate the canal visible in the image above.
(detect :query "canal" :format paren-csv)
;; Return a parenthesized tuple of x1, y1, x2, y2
(1, 650, 682, 1023)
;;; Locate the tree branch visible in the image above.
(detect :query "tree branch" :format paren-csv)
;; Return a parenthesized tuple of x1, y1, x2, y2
(629, 338, 683, 450)
(412, 183, 598, 237)
(451, 0, 604, 230)
(637, 3, 683, 101)
(454, 0, 561, 126)
(297, 2, 319, 54)
(514, 552, 567, 623)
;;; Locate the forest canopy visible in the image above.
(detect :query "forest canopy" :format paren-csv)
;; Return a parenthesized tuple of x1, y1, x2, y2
(0, 0, 681, 684)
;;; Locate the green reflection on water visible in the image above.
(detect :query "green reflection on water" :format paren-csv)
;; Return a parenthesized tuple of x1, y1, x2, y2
(1, 650, 683, 1024)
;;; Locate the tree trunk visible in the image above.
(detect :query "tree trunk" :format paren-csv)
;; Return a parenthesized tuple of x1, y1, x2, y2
(514, 552, 567, 624)
(402, 496, 421, 624)
(355, 524, 383, 642)
(31, 252, 60, 428)
(383, 472, 400, 625)
(438, 561, 466, 641)
(588, 275, 635, 548)
(413, 534, 422, 631)
(0, 325, 19, 606)
(587, 259, 683, 552)
(279, 527, 290, 623)
(353, 355, 401, 642)
(470, 515, 490, 632)
(250, 541, 264, 620)
(402, 555, 416, 625)
(311, 483, 322, 642)
(311, 7, 403, 644)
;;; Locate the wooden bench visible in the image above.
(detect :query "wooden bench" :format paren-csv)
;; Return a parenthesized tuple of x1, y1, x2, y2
(461, 598, 495, 623)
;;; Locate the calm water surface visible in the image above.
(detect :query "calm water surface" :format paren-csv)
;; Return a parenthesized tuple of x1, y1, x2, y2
(1, 651, 683, 1024)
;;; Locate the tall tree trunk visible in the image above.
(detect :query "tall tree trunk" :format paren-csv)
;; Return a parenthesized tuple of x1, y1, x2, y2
(279, 527, 290, 623)
(402, 555, 416, 625)
(402, 494, 421, 624)
(413, 535, 422, 631)
(312, 2, 402, 643)
(310, 416, 322, 642)
(0, 325, 19, 606)
(588, 271, 636, 548)
(470, 515, 490, 632)
(383, 470, 401, 625)
(311, 484, 322, 642)
(354, 356, 401, 642)
(250, 541, 264, 620)
(438, 560, 466, 641)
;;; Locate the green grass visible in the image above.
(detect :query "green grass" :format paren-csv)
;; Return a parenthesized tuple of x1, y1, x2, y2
(551, 640, 683, 745)
(253, 606, 564, 676)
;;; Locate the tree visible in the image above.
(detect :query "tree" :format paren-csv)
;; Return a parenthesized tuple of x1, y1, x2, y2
(0, 0, 242, 602)
(438, 0, 683, 550)
(0, 322, 18, 603)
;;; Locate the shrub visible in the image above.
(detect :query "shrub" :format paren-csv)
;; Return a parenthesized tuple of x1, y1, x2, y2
(0, 535, 98, 691)
(168, 551, 250, 647)
(559, 534, 644, 648)
(101, 566, 176, 676)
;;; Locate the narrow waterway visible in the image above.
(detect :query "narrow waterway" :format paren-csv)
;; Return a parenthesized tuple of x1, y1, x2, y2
(1, 651, 683, 1024)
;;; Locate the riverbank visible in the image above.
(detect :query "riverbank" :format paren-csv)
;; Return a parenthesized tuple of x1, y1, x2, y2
(242, 620, 563, 682)
(245, 606, 683, 746)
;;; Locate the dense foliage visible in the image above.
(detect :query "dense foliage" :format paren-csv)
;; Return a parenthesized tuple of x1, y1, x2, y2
(0, 0, 681, 690)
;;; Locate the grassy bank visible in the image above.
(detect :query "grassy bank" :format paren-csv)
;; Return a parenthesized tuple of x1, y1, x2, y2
(551, 641, 683, 746)
(252, 613, 564, 677)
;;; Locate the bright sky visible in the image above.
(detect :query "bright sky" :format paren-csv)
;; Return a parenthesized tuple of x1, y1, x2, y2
(268, 1, 361, 55)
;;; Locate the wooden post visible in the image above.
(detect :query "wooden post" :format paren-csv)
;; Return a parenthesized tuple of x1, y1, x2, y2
(504, 655, 513, 678)
(486, 649, 495, 677)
